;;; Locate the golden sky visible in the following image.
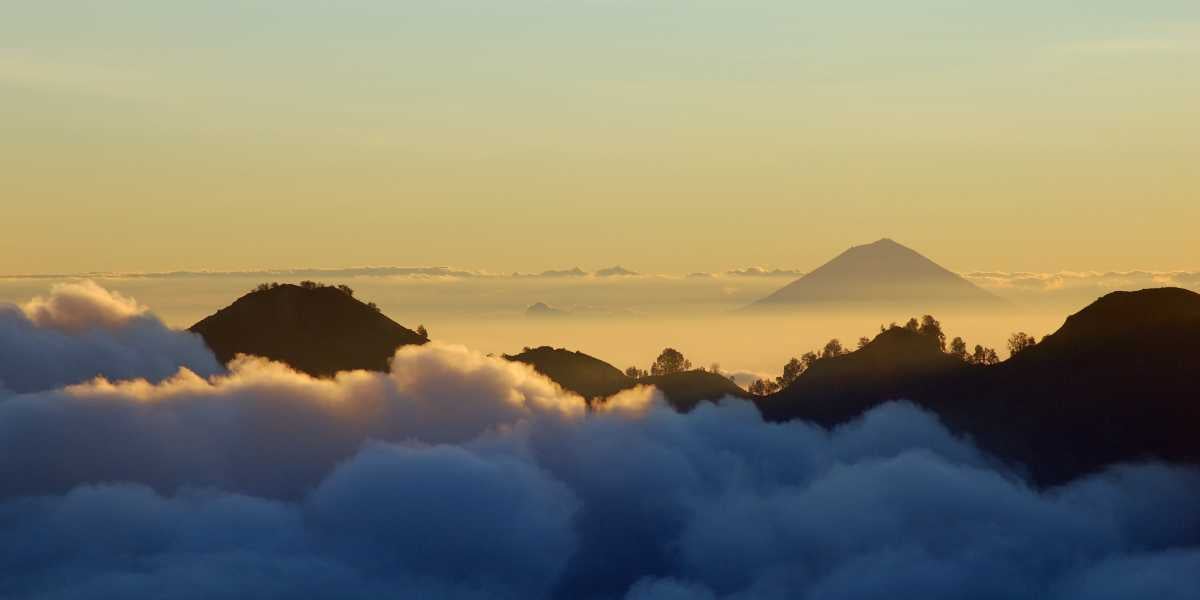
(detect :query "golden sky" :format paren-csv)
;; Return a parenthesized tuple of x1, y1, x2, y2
(3, 2, 1198, 275)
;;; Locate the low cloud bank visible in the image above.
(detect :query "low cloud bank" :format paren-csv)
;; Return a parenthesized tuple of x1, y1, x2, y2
(1, 285, 1198, 599)
(0, 281, 221, 393)
(965, 270, 1200, 292)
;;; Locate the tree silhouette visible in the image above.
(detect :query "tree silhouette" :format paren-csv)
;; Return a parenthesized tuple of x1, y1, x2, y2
(971, 345, 1000, 365)
(777, 357, 806, 388)
(651, 348, 691, 376)
(625, 366, 646, 379)
(416, 324, 428, 339)
(801, 351, 820, 370)
(748, 378, 781, 396)
(919, 315, 947, 351)
(336, 284, 354, 297)
(1007, 332, 1037, 357)
(857, 336, 871, 350)
(821, 338, 846, 359)
(950, 336, 968, 360)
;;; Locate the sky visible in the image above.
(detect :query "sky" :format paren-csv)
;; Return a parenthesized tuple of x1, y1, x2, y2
(3, 1, 1198, 276)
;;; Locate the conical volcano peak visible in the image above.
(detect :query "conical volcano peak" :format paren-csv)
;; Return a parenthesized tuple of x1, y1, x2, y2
(753, 239, 1001, 308)
(842, 238, 928, 260)
(865, 237, 902, 248)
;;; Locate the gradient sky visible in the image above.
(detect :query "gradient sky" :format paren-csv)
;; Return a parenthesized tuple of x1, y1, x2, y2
(4, 1, 1198, 276)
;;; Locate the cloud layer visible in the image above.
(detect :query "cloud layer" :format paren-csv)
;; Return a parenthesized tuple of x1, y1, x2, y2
(1, 284, 1198, 599)
(0, 281, 221, 393)
(964, 270, 1200, 292)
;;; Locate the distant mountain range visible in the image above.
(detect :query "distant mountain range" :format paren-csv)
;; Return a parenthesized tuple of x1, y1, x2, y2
(752, 238, 1003, 309)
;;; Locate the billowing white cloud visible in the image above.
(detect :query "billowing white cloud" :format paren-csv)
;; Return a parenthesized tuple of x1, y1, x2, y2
(0, 343, 588, 500)
(1, 283, 1198, 599)
(724, 369, 774, 388)
(20, 280, 146, 331)
(0, 281, 221, 393)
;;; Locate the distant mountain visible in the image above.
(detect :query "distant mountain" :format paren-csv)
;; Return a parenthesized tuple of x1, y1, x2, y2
(536, 267, 587, 278)
(595, 266, 639, 277)
(758, 287, 1200, 485)
(752, 239, 1001, 308)
(526, 302, 568, 318)
(505, 346, 747, 410)
(190, 284, 427, 377)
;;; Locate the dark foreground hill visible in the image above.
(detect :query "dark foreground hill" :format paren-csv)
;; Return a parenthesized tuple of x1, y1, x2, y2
(505, 346, 749, 411)
(759, 287, 1200, 485)
(504, 346, 631, 400)
(638, 370, 751, 412)
(752, 238, 1002, 309)
(190, 284, 427, 377)
(756, 326, 966, 425)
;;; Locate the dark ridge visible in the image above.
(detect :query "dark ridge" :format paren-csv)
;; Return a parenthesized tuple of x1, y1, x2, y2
(758, 287, 1200, 485)
(639, 370, 752, 412)
(755, 326, 965, 425)
(1036, 286, 1200, 352)
(504, 346, 632, 401)
(189, 284, 427, 377)
(752, 238, 1002, 309)
(504, 346, 747, 411)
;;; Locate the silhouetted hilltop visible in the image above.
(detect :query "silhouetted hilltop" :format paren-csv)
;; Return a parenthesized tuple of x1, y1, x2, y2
(760, 287, 1200, 485)
(505, 346, 746, 410)
(756, 326, 965, 425)
(505, 346, 631, 400)
(190, 283, 427, 377)
(640, 370, 751, 412)
(1034, 287, 1200, 353)
(753, 239, 1001, 308)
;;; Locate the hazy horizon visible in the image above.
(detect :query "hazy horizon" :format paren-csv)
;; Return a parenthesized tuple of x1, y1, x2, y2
(2, 255, 1187, 377)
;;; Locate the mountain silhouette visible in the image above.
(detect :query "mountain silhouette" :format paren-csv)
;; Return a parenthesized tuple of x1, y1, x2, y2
(505, 346, 631, 400)
(526, 302, 568, 318)
(595, 265, 639, 277)
(755, 325, 965, 425)
(638, 370, 750, 411)
(759, 287, 1200, 485)
(505, 346, 748, 411)
(752, 238, 1002, 308)
(190, 283, 427, 377)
